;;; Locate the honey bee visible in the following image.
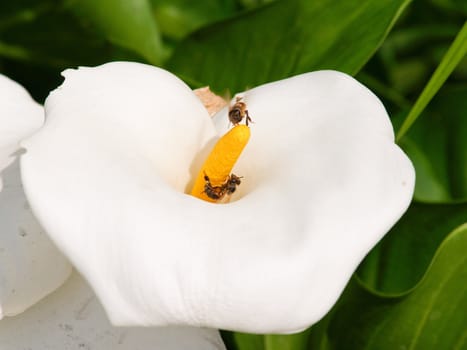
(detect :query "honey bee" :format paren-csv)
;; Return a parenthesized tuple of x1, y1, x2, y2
(228, 96, 252, 126)
(203, 173, 242, 200)
(224, 173, 242, 195)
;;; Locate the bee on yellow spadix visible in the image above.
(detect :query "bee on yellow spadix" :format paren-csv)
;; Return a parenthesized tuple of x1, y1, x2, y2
(190, 124, 250, 203)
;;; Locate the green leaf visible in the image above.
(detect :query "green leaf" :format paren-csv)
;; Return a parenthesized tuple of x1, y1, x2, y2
(264, 332, 310, 350)
(150, 0, 237, 40)
(237, 0, 277, 10)
(223, 330, 311, 350)
(168, 0, 410, 92)
(0, 1, 113, 68)
(0, 0, 121, 100)
(399, 85, 467, 202)
(223, 332, 264, 350)
(326, 224, 467, 350)
(431, 0, 467, 16)
(68, 0, 167, 65)
(396, 20, 467, 141)
(357, 201, 467, 294)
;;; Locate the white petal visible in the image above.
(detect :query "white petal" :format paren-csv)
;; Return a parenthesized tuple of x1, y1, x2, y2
(0, 271, 225, 350)
(21, 63, 414, 333)
(0, 75, 70, 317)
(0, 74, 43, 190)
(0, 158, 72, 318)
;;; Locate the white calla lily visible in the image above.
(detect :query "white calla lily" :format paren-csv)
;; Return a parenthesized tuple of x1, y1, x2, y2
(0, 75, 71, 318)
(21, 62, 414, 333)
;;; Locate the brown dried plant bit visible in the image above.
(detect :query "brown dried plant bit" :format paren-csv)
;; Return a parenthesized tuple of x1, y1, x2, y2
(193, 87, 228, 116)
(228, 96, 253, 126)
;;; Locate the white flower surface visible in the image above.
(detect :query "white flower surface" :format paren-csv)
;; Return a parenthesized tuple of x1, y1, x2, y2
(0, 73, 225, 350)
(0, 75, 71, 318)
(21, 62, 415, 333)
(0, 271, 225, 350)
(0, 74, 42, 189)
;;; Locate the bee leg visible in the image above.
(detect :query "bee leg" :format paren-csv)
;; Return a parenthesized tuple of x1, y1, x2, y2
(245, 110, 253, 126)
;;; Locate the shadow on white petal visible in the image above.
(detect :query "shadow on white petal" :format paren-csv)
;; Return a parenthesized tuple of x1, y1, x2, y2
(0, 271, 225, 350)
(0, 74, 43, 188)
(0, 159, 71, 318)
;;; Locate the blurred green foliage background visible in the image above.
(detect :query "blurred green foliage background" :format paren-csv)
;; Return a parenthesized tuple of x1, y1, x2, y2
(1, 0, 465, 104)
(1, 0, 466, 349)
